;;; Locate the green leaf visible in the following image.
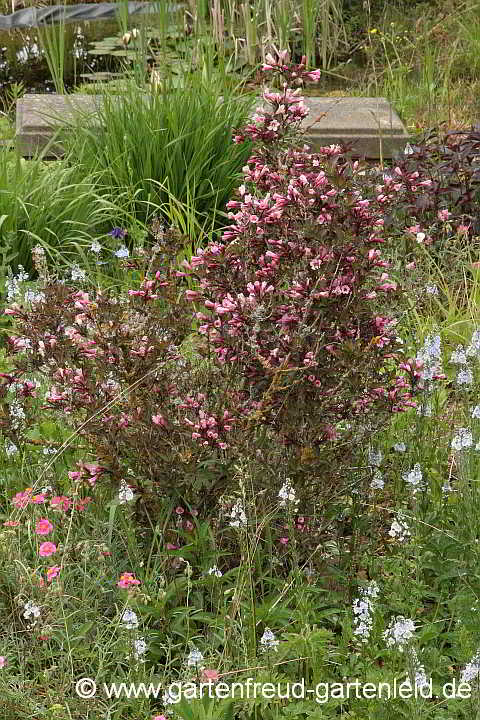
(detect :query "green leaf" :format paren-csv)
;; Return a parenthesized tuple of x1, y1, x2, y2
(107, 503, 117, 547)
(175, 698, 197, 720)
(218, 701, 234, 720)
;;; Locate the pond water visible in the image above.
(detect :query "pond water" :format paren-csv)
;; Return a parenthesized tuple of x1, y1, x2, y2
(0, 18, 124, 96)
(0, 10, 356, 106)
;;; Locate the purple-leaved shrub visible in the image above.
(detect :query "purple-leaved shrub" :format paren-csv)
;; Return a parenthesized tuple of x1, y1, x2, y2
(1, 238, 242, 513)
(184, 54, 415, 454)
(1, 54, 424, 514)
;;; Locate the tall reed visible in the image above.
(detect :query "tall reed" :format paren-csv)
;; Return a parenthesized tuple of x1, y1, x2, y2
(38, 12, 66, 94)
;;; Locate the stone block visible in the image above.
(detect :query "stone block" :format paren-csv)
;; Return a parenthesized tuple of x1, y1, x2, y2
(300, 96, 410, 158)
(16, 93, 410, 159)
(15, 94, 103, 158)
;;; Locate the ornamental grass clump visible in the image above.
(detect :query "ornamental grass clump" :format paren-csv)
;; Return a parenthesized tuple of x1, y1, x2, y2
(0, 153, 109, 274)
(60, 74, 255, 230)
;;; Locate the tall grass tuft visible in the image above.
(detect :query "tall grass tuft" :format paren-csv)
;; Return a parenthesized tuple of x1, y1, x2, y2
(38, 13, 66, 94)
(60, 75, 255, 231)
(0, 151, 112, 272)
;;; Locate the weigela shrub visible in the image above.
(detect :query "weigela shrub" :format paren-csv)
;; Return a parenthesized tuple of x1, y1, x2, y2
(384, 127, 480, 264)
(1, 234, 241, 511)
(184, 54, 415, 458)
(2, 57, 424, 512)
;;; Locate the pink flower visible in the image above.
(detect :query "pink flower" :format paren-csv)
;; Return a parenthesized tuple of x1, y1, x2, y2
(39, 541, 57, 557)
(437, 209, 451, 221)
(152, 414, 167, 427)
(175, 506, 185, 515)
(82, 462, 104, 479)
(35, 518, 54, 536)
(117, 572, 141, 589)
(377, 280, 397, 292)
(12, 488, 33, 509)
(0, 656, 7, 669)
(74, 497, 93, 512)
(72, 291, 91, 308)
(201, 669, 219, 682)
(50, 495, 71, 512)
(279, 537, 289, 545)
(31, 494, 46, 504)
(3, 520, 20, 527)
(46, 565, 61, 582)
(152, 716, 168, 720)
(166, 543, 179, 550)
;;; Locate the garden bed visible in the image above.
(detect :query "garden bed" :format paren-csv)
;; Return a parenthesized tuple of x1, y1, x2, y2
(1, 4, 480, 720)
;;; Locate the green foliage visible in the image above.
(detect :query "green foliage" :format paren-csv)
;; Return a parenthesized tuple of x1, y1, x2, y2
(0, 151, 112, 273)
(59, 75, 254, 230)
(175, 695, 235, 720)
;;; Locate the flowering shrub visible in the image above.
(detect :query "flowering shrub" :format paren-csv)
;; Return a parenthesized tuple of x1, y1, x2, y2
(394, 127, 480, 230)
(184, 55, 414, 461)
(0, 56, 428, 517)
(1, 234, 240, 511)
(383, 127, 480, 276)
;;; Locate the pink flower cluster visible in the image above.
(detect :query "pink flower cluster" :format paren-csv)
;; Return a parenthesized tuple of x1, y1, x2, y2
(233, 51, 321, 146)
(11, 487, 92, 514)
(262, 50, 322, 82)
(68, 461, 105, 487)
(117, 572, 141, 589)
(185, 118, 415, 432)
(7, 488, 70, 580)
(181, 394, 236, 450)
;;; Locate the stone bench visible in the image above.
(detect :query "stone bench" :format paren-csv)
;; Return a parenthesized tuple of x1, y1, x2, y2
(15, 93, 409, 159)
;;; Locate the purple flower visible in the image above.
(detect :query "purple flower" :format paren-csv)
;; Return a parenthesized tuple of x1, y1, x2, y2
(108, 227, 127, 239)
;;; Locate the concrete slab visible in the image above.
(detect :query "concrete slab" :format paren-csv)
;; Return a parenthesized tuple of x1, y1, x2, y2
(301, 96, 410, 158)
(15, 94, 103, 158)
(16, 93, 410, 159)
